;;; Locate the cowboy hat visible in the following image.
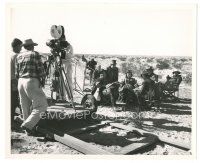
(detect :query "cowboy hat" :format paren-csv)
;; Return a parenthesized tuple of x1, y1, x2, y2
(146, 66, 154, 71)
(172, 71, 181, 74)
(23, 39, 38, 46)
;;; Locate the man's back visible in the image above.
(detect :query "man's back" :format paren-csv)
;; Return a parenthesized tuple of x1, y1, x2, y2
(16, 51, 45, 79)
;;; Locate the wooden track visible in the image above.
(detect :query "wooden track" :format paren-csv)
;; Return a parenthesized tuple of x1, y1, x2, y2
(110, 123, 191, 150)
(36, 121, 158, 155)
(46, 104, 91, 120)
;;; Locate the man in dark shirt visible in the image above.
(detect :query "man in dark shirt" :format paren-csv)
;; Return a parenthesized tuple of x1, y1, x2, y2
(171, 71, 182, 85)
(92, 65, 102, 85)
(106, 60, 118, 83)
(15, 39, 48, 135)
(86, 58, 97, 84)
(11, 38, 22, 128)
(137, 71, 157, 110)
(105, 60, 119, 106)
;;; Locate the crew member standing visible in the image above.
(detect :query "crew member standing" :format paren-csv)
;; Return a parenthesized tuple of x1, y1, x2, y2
(106, 60, 119, 83)
(61, 43, 74, 101)
(15, 39, 48, 134)
(86, 58, 97, 84)
(11, 38, 22, 128)
(59, 26, 74, 101)
(106, 60, 119, 106)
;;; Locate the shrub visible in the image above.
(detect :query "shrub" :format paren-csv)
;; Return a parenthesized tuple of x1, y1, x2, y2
(156, 59, 170, 70)
(183, 72, 192, 85)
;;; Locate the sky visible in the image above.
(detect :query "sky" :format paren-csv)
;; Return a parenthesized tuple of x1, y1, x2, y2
(8, 3, 196, 56)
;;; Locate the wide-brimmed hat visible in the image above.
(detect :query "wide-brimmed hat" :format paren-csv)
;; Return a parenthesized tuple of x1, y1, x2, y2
(172, 71, 181, 74)
(146, 66, 154, 71)
(11, 38, 22, 48)
(23, 39, 38, 46)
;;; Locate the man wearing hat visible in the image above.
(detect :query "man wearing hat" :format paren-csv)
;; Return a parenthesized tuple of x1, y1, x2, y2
(119, 70, 138, 105)
(15, 39, 48, 135)
(106, 60, 119, 106)
(11, 38, 23, 128)
(146, 66, 158, 83)
(137, 70, 157, 110)
(172, 71, 182, 85)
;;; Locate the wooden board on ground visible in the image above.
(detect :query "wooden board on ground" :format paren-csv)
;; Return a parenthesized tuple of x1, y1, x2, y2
(110, 123, 190, 150)
(46, 104, 90, 120)
(118, 135, 157, 154)
(37, 127, 112, 155)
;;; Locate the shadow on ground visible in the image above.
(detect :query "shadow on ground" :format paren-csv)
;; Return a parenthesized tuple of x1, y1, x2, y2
(142, 118, 191, 133)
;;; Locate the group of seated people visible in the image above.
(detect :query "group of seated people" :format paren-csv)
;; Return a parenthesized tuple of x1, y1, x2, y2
(86, 60, 183, 110)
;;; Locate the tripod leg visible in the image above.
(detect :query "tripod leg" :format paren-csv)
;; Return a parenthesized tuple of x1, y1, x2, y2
(82, 67, 86, 91)
(60, 68, 75, 108)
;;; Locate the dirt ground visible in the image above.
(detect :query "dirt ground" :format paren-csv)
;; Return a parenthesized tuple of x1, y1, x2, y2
(11, 83, 192, 155)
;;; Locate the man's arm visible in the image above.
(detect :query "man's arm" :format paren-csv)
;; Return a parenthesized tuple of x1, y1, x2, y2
(14, 56, 19, 79)
(115, 68, 119, 81)
(35, 52, 46, 87)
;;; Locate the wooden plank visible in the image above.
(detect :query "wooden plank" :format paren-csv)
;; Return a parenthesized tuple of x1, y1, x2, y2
(110, 123, 190, 150)
(46, 109, 90, 120)
(118, 135, 157, 154)
(37, 127, 112, 155)
(68, 121, 111, 135)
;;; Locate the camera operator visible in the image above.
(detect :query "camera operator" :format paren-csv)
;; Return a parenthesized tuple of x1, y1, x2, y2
(61, 42, 74, 101)
(46, 25, 74, 102)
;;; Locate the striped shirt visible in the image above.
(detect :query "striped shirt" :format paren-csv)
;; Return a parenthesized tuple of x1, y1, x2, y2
(15, 50, 46, 80)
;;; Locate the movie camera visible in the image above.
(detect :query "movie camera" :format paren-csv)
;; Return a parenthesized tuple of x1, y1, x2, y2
(46, 25, 70, 58)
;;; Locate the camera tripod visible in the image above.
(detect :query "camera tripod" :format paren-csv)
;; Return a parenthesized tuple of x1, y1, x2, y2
(45, 51, 74, 108)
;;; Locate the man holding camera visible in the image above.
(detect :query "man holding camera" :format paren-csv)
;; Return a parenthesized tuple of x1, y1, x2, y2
(15, 39, 48, 135)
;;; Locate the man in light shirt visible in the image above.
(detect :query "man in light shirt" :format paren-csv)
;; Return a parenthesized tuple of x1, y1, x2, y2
(15, 39, 48, 135)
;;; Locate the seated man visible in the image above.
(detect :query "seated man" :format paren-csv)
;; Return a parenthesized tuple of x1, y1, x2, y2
(171, 71, 182, 85)
(91, 71, 107, 103)
(119, 70, 138, 105)
(164, 71, 182, 91)
(92, 65, 102, 85)
(137, 71, 159, 110)
(92, 71, 119, 107)
(146, 66, 159, 83)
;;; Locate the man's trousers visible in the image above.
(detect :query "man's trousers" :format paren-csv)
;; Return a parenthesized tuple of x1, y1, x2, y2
(18, 78, 48, 130)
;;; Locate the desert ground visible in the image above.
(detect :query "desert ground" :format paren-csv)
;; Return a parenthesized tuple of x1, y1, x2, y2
(11, 55, 192, 155)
